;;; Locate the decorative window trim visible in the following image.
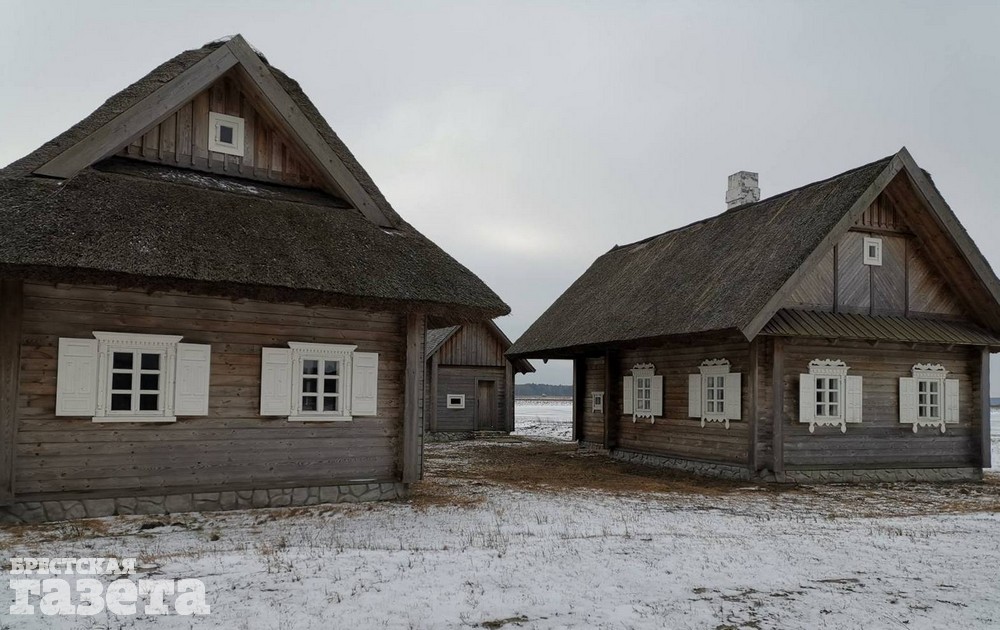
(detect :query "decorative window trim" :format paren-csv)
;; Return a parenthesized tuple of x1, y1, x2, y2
(208, 112, 245, 156)
(799, 359, 863, 434)
(863, 236, 883, 266)
(447, 394, 466, 409)
(592, 392, 604, 413)
(631, 363, 655, 422)
(93, 332, 183, 423)
(287, 342, 356, 422)
(900, 363, 958, 433)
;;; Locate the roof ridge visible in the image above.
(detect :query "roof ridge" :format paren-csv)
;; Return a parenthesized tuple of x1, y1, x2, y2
(608, 153, 897, 254)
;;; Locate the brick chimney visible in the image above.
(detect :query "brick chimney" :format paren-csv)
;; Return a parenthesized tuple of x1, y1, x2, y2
(726, 171, 760, 209)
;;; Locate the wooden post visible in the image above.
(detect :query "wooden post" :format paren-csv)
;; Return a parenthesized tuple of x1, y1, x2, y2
(572, 358, 583, 442)
(505, 361, 515, 433)
(402, 313, 424, 483)
(429, 355, 439, 434)
(0, 280, 23, 504)
(981, 348, 992, 470)
(772, 337, 785, 481)
(748, 339, 759, 477)
(604, 350, 618, 450)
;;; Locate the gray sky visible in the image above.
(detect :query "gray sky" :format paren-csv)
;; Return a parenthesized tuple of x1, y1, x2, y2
(2, 1, 999, 390)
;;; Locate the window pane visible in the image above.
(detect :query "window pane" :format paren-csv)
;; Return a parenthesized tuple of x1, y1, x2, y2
(139, 394, 158, 411)
(829, 405, 838, 417)
(303, 360, 319, 375)
(829, 379, 838, 391)
(325, 378, 339, 394)
(829, 391, 838, 404)
(918, 381, 927, 392)
(111, 373, 132, 390)
(302, 378, 318, 393)
(219, 125, 234, 144)
(302, 396, 318, 411)
(919, 407, 927, 418)
(816, 391, 824, 403)
(929, 381, 939, 393)
(140, 374, 159, 391)
(141, 353, 160, 370)
(717, 388, 724, 401)
(323, 397, 338, 412)
(111, 394, 131, 411)
(324, 361, 339, 376)
(718, 401, 724, 413)
(113, 352, 133, 370)
(816, 404, 823, 416)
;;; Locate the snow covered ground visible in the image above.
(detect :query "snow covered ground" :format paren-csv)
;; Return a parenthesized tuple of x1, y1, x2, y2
(3, 438, 1000, 629)
(512, 398, 572, 441)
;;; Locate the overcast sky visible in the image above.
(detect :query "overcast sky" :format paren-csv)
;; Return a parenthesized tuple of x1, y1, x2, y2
(3, 1, 1000, 390)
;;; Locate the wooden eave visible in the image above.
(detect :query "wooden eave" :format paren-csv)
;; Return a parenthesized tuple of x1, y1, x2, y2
(31, 35, 395, 228)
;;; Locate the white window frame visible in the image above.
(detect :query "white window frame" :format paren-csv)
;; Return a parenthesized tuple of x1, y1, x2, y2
(592, 392, 604, 413)
(800, 359, 856, 433)
(208, 112, 245, 156)
(288, 342, 356, 422)
(901, 364, 957, 434)
(94, 332, 182, 423)
(447, 394, 466, 409)
(633, 366, 654, 419)
(863, 236, 883, 266)
(699, 359, 729, 427)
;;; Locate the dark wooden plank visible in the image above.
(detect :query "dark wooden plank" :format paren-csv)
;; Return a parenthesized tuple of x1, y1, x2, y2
(982, 348, 991, 469)
(772, 337, 784, 479)
(572, 358, 583, 442)
(0, 280, 24, 503)
(748, 338, 759, 474)
(429, 355, 439, 433)
(402, 313, 423, 482)
(604, 350, 618, 450)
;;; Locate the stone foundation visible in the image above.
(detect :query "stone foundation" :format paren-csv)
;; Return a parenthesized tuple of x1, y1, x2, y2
(781, 467, 982, 483)
(426, 431, 475, 442)
(611, 449, 751, 480)
(0, 481, 408, 525)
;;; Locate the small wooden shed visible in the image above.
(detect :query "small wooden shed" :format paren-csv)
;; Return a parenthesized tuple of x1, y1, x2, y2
(509, 149, 1000, 483)
(425, 322, 534, 439)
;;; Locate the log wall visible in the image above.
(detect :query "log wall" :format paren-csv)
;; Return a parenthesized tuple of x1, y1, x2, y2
(13, 282, 408, 500)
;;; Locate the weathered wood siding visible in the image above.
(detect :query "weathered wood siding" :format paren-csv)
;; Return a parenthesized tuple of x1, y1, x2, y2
(613, 336, 751, 466)
(0, 280, 24, 503)
(435, 322, 507, 367)
(581, 356, 605, 444)
(434, 366, 507, 432)
(783, 191, 965, 319)
(774, 338, 980, 470)
(118, 71, 323, 189)
(14, 282, 407, 499)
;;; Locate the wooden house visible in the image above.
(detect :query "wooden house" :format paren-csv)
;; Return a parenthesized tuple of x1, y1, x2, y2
(509, 150, 1000, 482)
(0, 36, 509, 524)
(425, 321, 534, 440)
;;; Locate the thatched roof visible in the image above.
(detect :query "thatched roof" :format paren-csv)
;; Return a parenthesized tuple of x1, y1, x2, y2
(0, 38, 508, 320)
(509, 156, 899, 357)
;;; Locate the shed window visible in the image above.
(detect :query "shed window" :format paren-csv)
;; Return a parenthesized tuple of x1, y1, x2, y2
(447, 394, 466, 409)
(55, 332, 212, 423)
(208, 112, 245, 156)
(863, 237, 882, 266)
(592, 392, 604, 413)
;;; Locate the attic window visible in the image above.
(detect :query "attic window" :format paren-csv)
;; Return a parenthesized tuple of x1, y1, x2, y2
(208, 112, 245, 157)
(863, 237, 882, 266)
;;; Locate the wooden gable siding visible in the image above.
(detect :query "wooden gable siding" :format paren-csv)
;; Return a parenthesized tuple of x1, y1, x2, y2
(612, 335, 751, 466)
(435, 322, 507, 368)
(783, 191, 965, 319)
(775, 338, 980, 470)
(118, 71, 322, 188)
(580, 356, 605, 444)
(13, 282, 406, 499)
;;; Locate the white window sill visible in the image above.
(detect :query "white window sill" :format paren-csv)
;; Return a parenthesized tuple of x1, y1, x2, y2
(92, 416, 178, 424)
(287, 415, 353, 423)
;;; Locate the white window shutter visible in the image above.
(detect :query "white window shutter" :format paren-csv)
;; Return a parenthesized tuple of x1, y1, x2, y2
(899, 377, 917, 424)
(174, 343, 211, 416)
(56, 338, 99, 417)
(650, 375, 664, 417)
(623, 376, 634, 414)
(845, 375, 863, 424)
(351, 352, 379, 417)
(945, 379, 960, 424)
(725, 372, 742, 421)
(688, 374, 702, 418)
(260, 348, 293, 416)
(799, 374, 815, 424)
